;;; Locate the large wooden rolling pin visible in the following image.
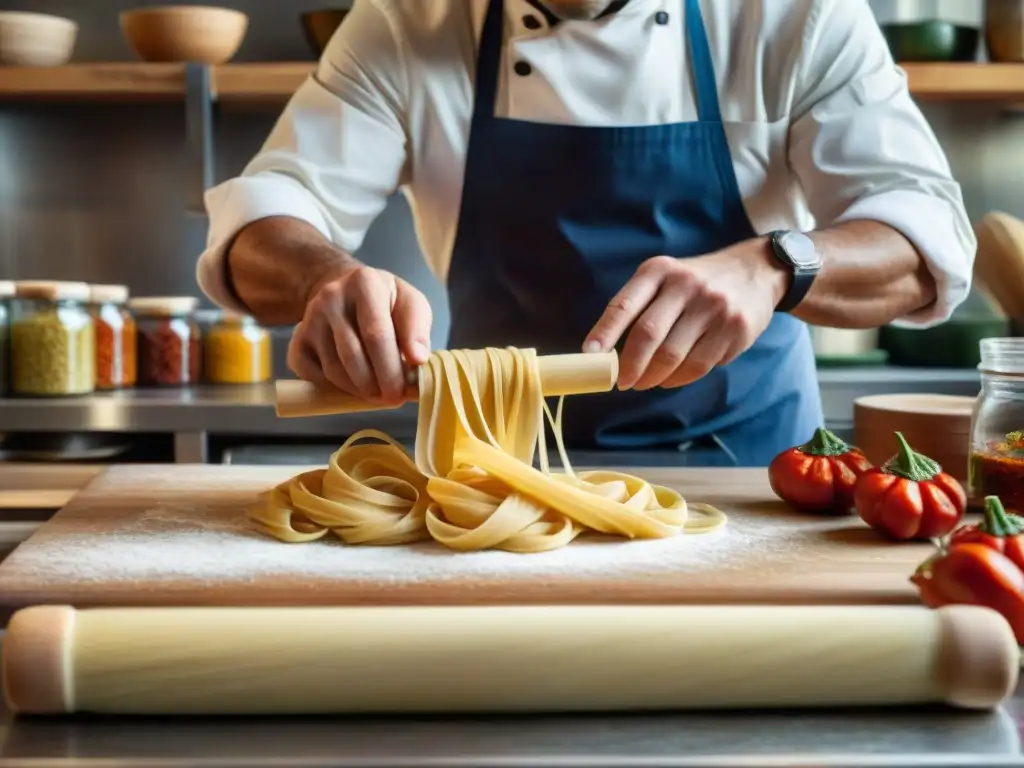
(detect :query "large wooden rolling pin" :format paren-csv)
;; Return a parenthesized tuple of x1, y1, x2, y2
(3, 604, 1018, 715)
(274, 350, 618, 417)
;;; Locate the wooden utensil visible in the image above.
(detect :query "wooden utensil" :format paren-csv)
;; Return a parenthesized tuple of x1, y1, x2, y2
(974, 212, 1024, 319)
(275, 350, 619, 417)
(4, 603, 1016, 715)
(854, 394, 975, 482)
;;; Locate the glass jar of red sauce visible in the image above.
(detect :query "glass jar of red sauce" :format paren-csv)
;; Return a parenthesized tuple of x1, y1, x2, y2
(128, 296, 201, 387)
(970, 338, 1024, 512)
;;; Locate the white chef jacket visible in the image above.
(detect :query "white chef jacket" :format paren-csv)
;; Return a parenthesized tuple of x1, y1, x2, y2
(198, 0, 975, 327)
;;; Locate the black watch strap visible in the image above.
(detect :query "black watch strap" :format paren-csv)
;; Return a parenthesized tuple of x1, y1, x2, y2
(770, 230, 819, 313)
(776, 270, 816, 313)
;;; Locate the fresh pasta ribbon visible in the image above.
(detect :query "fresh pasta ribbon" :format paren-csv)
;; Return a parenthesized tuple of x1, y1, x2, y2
(250, 347, 726, 552)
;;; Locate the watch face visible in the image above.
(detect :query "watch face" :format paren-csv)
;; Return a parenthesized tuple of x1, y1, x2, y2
(779, 232, 820, 268)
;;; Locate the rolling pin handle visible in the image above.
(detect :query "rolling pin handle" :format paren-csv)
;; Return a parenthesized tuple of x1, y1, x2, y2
(274, 350, 619, 418)
(936, 604, 1020, 710)
(3, 605, 74, 715)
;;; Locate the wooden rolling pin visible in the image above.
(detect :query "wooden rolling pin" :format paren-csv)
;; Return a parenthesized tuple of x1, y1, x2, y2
(275, 350, 619, 417)
(3, 604, 1017, 715)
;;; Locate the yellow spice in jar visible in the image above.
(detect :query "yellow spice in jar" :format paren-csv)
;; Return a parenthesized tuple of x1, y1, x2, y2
(11, 308, 95, 395)
(205, 317, 271, 384)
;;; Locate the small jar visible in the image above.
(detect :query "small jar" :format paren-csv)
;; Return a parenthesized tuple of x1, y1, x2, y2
(129, 297, 201, 387)
(970, 338, 1024, 512)
(10, 281, 95, 396)
(204, 312, 272, 384)
(0, 280, 14, 397)
(89, 284, 137, 391)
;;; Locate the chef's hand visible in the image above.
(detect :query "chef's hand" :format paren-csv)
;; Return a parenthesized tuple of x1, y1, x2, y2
(583, 242, 788, 390)
(287, 265, 433, 405)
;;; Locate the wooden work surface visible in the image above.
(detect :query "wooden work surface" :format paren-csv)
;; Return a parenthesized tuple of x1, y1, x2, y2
(0, 465, 941, 611)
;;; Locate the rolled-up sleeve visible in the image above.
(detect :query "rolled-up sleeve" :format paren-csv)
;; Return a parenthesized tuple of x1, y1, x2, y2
(196, 0, 410, 311)
(787, 0, 976, 327)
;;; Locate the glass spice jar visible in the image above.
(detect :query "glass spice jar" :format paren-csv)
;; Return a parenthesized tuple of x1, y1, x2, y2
(204, 312, 272, 384)
(89, 284, 137, 391)
(0, 280, 13, 397)
(128, 296, 201, 387)
(970, 338, 1024, 512)
(10, 281, 95, 396)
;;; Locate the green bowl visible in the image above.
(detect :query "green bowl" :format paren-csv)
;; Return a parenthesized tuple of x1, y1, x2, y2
(815, 349, 890, 368)
(880, 317, 1009, 368)
(881, 21, 979, 62)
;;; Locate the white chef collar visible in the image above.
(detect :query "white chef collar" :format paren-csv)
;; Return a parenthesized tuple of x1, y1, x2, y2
(522, 0, 633, 27)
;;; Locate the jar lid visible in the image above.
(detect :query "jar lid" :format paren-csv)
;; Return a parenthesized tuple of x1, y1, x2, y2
(0, 280, 14, 299)
(218, 310, 256, 324)
(979, 337, 1024, 375)
(127, 296, 199, 316)
(89, 284, 129, 305)
(14, 280, 91, 302)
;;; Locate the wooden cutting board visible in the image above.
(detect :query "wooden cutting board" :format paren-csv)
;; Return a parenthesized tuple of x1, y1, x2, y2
(0, 465, 943, 611)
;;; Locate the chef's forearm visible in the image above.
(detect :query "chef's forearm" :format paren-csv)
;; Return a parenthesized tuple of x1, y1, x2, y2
(793, 220, 938, 328)
(225, 216, 362, 326)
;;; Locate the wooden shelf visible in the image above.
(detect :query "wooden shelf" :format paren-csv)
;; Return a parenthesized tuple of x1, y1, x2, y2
(215, 63, 312, 102)
(0, 62, 314, 103)
(0, 63, 188, 101)
(0, 62, 1021, 103)
(905, 63, 1024, 100)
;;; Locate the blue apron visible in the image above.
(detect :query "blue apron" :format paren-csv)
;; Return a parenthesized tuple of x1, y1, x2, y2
(446, 0, 823, 466)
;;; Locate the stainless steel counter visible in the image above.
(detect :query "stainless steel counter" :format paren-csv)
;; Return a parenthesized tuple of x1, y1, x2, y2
(0, 385, 418, 439)
(0, 367, 981, 439)
(1, 644, 1022, 768)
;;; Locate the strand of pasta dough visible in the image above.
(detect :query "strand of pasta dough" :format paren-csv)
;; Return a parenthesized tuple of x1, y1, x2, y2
(250, 348, 726, 553)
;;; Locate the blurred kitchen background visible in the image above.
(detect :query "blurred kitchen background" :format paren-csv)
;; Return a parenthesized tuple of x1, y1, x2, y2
(0, 0, 1018, 471)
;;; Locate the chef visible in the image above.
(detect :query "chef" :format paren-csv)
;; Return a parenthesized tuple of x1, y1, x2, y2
(197, 0, 975, 466)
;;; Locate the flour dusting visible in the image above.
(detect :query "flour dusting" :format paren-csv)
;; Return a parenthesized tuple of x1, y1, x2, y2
(0, 493, 805, 587)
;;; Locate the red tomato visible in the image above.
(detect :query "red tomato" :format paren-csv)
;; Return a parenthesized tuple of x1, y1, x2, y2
(949, 495, 1024, 570)
(854, 432, 966, 541)
(768, 427, 873, 514)
(914, 543, 1024, 644)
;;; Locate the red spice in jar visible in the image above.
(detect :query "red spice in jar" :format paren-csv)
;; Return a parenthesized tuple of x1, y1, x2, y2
(970, 430, 1024, 514)
(95, 309, 137, 389)
(972, 456, 1024, 514)
(138, 317, 201, 386)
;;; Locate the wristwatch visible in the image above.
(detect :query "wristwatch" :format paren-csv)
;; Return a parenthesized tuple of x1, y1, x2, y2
(768, 230, 821, 313)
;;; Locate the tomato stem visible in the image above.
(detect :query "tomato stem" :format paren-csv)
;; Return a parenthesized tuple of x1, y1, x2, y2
(883, 431, 940, 482)
(798, 427, 851, 457)
(981, 495, 1024, 537)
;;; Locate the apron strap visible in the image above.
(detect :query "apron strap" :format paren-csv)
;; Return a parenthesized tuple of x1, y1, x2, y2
(474, 0, 505, 121)
(684, 0, 723, 123)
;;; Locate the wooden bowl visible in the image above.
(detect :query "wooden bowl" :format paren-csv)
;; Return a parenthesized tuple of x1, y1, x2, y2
(120, 5, 248, 64)
(853, 393, 976, 483)
(986, 0, 1024, 62)
(0, 11, 78, 66)
(301, 9, 350, 56)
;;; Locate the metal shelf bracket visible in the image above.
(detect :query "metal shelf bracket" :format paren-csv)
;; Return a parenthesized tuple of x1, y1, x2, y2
(185, 62, 215, 216)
